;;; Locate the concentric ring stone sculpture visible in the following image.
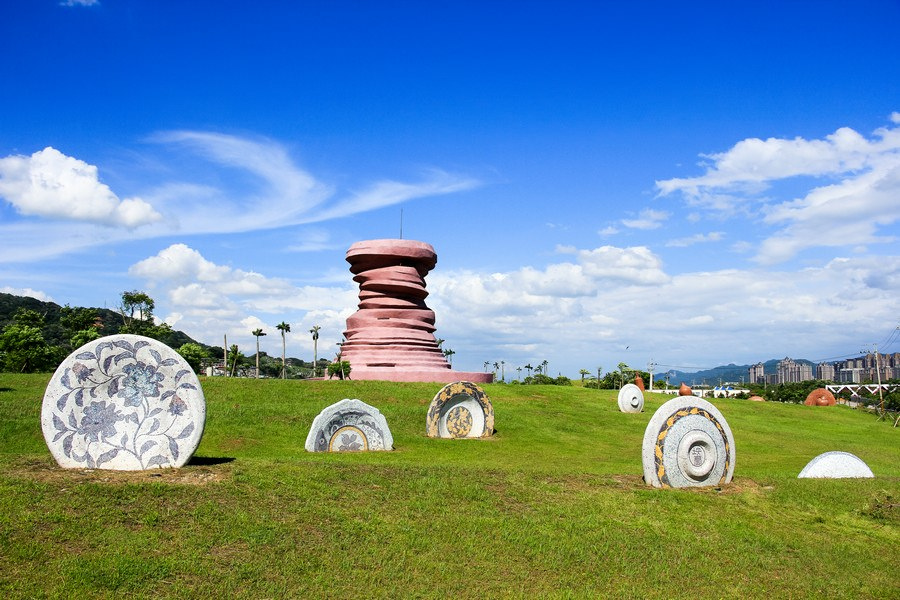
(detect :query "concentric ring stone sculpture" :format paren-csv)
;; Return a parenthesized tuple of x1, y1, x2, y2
(617, 383, 644, 413)
(305, 398, 393, 452)
(339, 239, 492, 383)
(642, 397, 735, 488)
(41, 334, 206, 470)
(426, 381, 494, 439)
(798, 451, 874, 478)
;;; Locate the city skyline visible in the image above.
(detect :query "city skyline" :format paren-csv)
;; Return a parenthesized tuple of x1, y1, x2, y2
(2, 2, 899, 376)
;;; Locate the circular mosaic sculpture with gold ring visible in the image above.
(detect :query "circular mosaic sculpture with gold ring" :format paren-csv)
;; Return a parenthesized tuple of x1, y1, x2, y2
(426, 381, 494, 438)
(641, 397, 735, 488)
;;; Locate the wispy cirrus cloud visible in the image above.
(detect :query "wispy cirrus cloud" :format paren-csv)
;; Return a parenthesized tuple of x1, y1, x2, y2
(657, 113, 900, 264)
(621, 208, 669, 230)
(0, 131, 481, 263)
(665, 231, 724, 248)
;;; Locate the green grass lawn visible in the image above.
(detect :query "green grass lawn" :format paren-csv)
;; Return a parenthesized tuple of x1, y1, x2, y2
(1, 374, 897, 598)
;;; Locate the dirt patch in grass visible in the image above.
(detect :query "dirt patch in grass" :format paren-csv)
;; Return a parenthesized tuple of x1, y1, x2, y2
(2, 456, 232, 485)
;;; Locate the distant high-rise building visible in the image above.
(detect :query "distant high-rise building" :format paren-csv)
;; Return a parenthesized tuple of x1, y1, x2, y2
(748, 362, 765, 384)
(776, 357, 814, 384)
(816, 362, 835, 382)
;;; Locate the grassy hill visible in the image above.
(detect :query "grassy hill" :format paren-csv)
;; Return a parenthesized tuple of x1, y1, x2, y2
(1, 375, 897, 598)
(0, 292, 199, 351)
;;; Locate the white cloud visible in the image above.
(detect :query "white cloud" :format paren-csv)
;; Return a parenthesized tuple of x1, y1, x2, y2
(621, 208, 669, 230)
(0, 147, 161, 228)
(426, 247, 900, 374)
(665, 231, 725, 248)
(598, 225, 619, 236)
(60, 0, 99, 6)
(125, 242, 900, 377)
(128, 244, 356, 357)
(0, 286, 54, 302)
(656, 115, 900, 264)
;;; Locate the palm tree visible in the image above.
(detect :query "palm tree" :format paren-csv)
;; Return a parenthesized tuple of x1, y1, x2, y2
(435, 338, 445, 349)
(541, 360, 549, 377)
(525, 363, 533, 378)
(309, 325, 321, 377)
(483, 360, 490, 372)
(516, 366, 522, 381)
(252, 328, 266, 378)
(229, 344, 240, 377)
(276, 322, 290, 379)
(443, 348, 456, 365)
(500, 360, 506, 382)
(579, 369, 590, 382)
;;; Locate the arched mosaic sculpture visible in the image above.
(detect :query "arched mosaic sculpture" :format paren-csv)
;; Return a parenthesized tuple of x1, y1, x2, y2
(798, 451, 874, 479)
(305, 398, 393, 452)
(617, 383, 644, 413)
(41, 334, 206, 470)
(426, 381, 494, 438)
(642, 397, 735, 488)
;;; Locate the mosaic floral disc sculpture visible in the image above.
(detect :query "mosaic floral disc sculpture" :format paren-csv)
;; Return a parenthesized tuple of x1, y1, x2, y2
(305, 398, 393, 452)
(426, 381, 494, 439)
(617, 383, 644, 413)
(41, 334, 206, 470)
(641, 397, 735, 488)
(798, 451, 874, 478)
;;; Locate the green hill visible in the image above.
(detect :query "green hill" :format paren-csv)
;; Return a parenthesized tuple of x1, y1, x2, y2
(0, 292, 199, 351)
(1, 376, 897, 598)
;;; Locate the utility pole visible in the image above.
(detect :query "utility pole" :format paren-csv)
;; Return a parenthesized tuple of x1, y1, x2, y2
(875, 344, 885, 418)
(648, 360, 656, 391)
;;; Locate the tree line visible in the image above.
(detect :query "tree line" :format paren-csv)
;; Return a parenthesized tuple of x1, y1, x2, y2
(0, 291, 338, 379)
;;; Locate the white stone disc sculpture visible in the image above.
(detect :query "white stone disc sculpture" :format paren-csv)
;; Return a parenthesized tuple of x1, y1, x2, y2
(617, 383, 644, 413)
(305, 398, 393, 452)
(642, 397, 735, 488)
(798, 451, 874, 479)
(426, 381, 495, 439)
(41, 334, 206, 470)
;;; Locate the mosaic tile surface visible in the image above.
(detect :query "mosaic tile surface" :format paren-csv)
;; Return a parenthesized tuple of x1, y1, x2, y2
(305, 398, 393, 452)
(426, 381, 494, 439)
(41, 335, 206, 470)
(641, 397, 735, 488)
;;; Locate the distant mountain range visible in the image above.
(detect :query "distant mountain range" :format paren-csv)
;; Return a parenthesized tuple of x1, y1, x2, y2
(660, 359, 816, 387)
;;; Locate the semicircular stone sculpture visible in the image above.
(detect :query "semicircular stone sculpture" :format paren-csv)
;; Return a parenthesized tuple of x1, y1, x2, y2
(41, 334, 206, 470)
(426, 381, 494, 438)
(339, 239, 492, 383)
(798, 451, 874, 478)
(617, 383, 644, 413)
(305, 398, 393, 452)
(642, 396, 735, 488)
(804, 388, 836, 406)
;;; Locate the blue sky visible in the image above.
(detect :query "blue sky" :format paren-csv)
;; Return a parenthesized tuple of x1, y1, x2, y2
(2, 0, 899, 378)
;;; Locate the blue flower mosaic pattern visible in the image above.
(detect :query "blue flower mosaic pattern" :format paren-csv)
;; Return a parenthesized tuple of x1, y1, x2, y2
(41, 335, 206, 470)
